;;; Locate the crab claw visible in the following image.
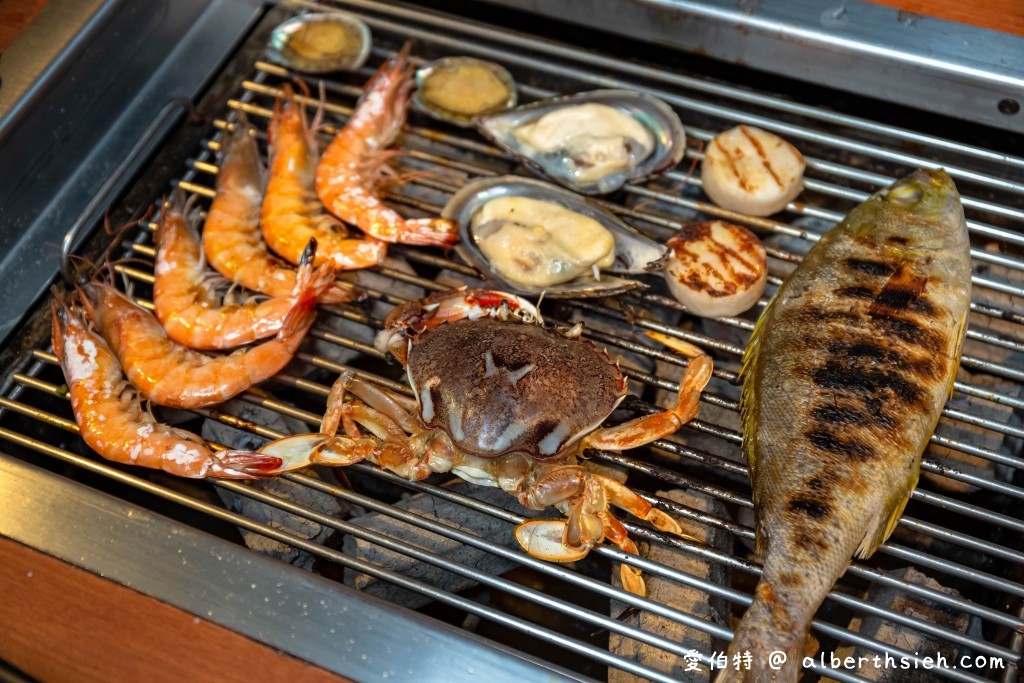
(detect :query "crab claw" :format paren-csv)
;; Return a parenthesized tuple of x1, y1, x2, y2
(515, 519, 648, 596)
(258, 432, 379, 472)
(251, 434, 325, 473)
(514, 520, 591, 562)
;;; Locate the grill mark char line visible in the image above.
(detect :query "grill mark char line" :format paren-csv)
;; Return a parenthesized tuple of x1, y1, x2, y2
(739, 124, 783, 188)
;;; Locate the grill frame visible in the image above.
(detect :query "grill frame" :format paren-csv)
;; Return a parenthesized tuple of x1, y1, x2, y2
(1, 1, 1023, 681)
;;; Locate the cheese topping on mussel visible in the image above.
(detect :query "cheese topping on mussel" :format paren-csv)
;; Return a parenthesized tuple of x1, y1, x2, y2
(472, 196, 615, 287)
(513, 103, 655, 185)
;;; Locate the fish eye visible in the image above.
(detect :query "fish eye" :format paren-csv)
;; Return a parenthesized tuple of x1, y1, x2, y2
(886, 182, 924, 206)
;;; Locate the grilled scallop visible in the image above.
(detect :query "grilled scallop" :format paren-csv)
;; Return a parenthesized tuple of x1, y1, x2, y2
(701, 125, 805, 216)
(664, 220, 767, 317)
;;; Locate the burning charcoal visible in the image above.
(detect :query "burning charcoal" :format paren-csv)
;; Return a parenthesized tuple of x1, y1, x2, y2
(217, 472, 347, 571)
(343, 481, 541, 610)
(921, 298, 1020, 494)
(609, 489, 730, 683)
(922, 370, 1014, 495)
(828, 567, 978, 682)
(203, 399, 357, 571)
(436, 268, 486, 291)
(971, 244, 1024, 345)
(308, 307, 375, 368)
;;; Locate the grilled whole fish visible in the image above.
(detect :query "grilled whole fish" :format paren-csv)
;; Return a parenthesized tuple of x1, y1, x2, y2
(718, 169, 971, 682)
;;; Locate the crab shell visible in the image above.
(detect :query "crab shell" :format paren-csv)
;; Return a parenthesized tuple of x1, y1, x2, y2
(375, 290, 629, 461)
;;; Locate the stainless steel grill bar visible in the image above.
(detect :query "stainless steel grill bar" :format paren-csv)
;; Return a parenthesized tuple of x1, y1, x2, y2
(242, 64, 1024, 286)
(12, 348, 1019, 643)
(184, 132, 1024, 390)
(310, 0, 1024, 197)
(0, 386, 1012, 679)
(236, 78, 1024, 299)
(118, 234, 1024, 484)
(10, 9, 1021, 680)
(300, 0, 1024, 173)
(591, 450, 1024, 631)
(113, 242, 1024, 531)
(0, 427, 681, 683)
(265, 53, 1024, 247)
(380, 455, 1024, 637)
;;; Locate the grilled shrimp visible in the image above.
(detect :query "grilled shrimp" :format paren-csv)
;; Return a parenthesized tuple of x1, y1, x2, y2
(315, 45, 459, 247)
(263, 89, 389, 270)
(79, 271, 326, 409)
(201, 116, 356, 304)
(51, 291, 283, 478)
(154, 188, 335, 350)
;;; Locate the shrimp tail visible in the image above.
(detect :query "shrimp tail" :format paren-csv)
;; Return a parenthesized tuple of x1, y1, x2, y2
(293, 238, 342, 302)
(402, 218, 460, 246)
(207, 450, 285, 479)
(276, 239, 332, 351)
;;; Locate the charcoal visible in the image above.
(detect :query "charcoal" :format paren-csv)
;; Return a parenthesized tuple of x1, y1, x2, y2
(827, 566, 978, 682)
(921, 250, 1024, 493)
(343, 481, 541, 610)
(203, 399, 357, 570)
(923, 370, 1014, 494)
(309, 306, 376, 368)
(609, 489, 730, 683)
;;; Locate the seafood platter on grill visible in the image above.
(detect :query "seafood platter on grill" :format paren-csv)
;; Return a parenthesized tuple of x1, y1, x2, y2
(44, 9, 995, 682)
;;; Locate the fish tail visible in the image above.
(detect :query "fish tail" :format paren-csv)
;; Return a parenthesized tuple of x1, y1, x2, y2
(715, 582, 806, 683)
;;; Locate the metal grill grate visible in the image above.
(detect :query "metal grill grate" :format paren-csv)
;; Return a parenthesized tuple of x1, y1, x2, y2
(2, 1, 1023, 681)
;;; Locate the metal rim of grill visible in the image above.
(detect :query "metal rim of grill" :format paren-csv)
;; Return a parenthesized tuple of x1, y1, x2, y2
(1, 1, 1023, 681)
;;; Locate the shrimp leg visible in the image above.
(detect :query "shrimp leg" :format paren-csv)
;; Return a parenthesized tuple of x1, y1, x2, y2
(79, 250, 333, 409)
(263, 89, 389, 271)
(315, 45, 459, 247)
(51, 292, 283, 479)
(202, 115, 357, 304)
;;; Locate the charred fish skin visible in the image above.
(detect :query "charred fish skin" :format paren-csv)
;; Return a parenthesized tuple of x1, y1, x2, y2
(718, 169, 971, 683)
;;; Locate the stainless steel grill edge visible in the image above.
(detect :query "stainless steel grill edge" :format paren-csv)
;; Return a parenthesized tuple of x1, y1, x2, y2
(1, 1, 1022, 681)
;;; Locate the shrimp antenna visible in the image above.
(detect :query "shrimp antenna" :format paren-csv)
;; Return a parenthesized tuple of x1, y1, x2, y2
(63, 206, 156, 291)
(311, 79, 327, 135)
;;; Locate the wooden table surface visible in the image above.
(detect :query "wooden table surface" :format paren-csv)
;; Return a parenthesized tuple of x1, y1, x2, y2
(0, 0, 47, 53)
(0, 535, 350, 682)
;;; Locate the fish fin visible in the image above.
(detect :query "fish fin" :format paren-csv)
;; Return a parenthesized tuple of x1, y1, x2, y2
(854, 477, 916, 559)
(868, 262, 928, 318)
(740, 291, 777, 488)
(753, 513, 768, 558)
(946, 310, 969, 400)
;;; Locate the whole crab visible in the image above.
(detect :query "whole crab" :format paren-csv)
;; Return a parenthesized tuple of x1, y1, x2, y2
(264, 288, 713, 595)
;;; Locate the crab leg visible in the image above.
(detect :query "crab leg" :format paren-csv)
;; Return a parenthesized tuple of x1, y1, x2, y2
(582, 353, 712, 450)
(600, 512, 646, 595)
(514, 467, 691, 597)
(342, 374, 420, 432)
(264, 372, 455, 480)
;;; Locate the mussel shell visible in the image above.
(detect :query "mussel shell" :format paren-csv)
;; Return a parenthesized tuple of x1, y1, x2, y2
(443, 176, 669, 298)
(476, 90, 685, 195)
(266, 12, 371, 74)
(413, 57, 518, 127)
